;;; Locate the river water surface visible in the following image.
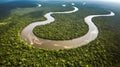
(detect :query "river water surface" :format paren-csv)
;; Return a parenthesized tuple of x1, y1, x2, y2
(21, 6, 115, 49)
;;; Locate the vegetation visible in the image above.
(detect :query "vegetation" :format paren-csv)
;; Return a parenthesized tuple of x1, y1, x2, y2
(33, 12, 88, 40)
(0, 1, 120, 67)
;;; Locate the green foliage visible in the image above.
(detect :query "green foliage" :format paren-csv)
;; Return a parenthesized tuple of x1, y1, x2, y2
(33, 12, 88, 40)
(0, 3, 120, 67)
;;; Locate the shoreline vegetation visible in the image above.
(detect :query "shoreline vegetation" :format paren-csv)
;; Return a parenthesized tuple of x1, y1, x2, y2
(0, 1, 120, 66)
(33, 8, 88, 40)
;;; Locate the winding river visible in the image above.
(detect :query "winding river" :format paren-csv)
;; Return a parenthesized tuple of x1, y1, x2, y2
(21, 6, 115, 49)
